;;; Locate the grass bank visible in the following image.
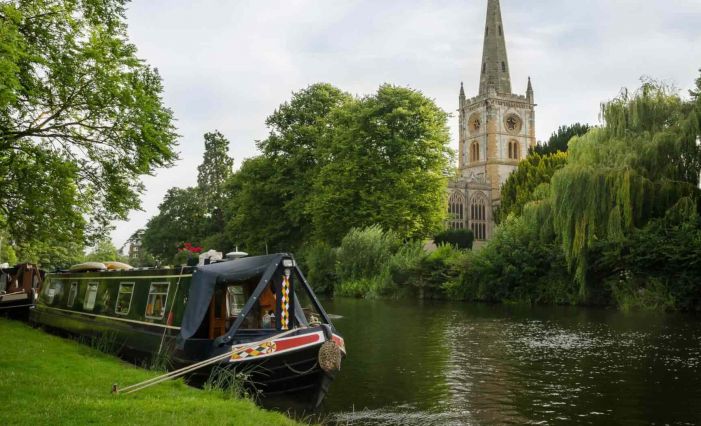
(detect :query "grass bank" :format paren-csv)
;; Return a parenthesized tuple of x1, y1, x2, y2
(0, 319, 298, 426)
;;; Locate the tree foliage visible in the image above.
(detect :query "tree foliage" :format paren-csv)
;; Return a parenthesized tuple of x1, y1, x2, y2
(533, 123, 591, 155)
(311, 85, 452, 244)
(225, 84, 351, 252)
(141, 187, 207, 261)
(433, 229, 474, 250)
(498, 151, 568, 223)
(551, 80, 701, 290)
(224, 83, 452, 251)
(197, 130, 234, 212)
(0, 0, 178, 263)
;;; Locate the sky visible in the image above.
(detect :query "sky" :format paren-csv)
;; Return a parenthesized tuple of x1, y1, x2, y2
(111, 0, 701, 249)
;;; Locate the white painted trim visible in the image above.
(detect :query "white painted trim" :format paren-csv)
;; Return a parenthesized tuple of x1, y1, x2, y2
(41, 306, 181, 330)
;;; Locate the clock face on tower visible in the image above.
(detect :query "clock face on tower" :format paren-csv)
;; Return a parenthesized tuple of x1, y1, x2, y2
(469, 113, 481, 134)
(504, 113, 522, 134)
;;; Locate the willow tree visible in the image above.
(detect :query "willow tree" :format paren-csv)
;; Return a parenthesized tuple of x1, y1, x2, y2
(550, 78, 701, 293)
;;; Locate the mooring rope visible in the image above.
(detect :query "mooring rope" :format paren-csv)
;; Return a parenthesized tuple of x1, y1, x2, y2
(114, 327, 301, 395)
(284, 360, 319, 375)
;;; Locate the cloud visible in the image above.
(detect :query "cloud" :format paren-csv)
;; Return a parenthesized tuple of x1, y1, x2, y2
(111, 0, 701, 249)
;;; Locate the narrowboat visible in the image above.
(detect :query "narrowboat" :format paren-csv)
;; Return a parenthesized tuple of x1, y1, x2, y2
(0, 263, 44, 317)
(30, 253, 345, 408)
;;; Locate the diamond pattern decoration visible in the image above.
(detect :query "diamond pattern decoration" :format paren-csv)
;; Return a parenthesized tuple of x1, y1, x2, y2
(281, 275, 290, 330)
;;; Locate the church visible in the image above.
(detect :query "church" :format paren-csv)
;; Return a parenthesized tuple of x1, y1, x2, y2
(447, 0, 536, 243)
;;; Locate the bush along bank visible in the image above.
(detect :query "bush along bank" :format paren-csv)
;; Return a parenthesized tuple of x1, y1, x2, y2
(297, 225, 470, 300)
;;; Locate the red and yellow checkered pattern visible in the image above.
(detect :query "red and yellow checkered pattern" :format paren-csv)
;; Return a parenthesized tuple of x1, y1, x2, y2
(230, 341, 277, 360)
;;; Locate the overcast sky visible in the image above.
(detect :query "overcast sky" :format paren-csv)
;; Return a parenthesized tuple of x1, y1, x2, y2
(111, 0, 701, 249)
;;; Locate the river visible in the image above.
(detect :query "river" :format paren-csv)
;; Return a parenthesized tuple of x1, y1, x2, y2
(318, 297, 701, 425)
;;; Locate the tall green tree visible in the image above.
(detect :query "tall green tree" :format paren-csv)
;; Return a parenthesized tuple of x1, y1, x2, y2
(197, 130, 234, 211)
(224, 156, 298, 254)
(196, 130, 234, 243)
(0, 0, 178, 261)
(533, 123, 591, 155)
(224, 83, 351, 252)
(311, 85, 453, 244)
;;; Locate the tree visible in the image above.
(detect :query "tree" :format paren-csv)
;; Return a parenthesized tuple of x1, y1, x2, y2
(223, 156, 289, 254)
(141, 187, 207, 261)
(223, 83, 351, 253)
(550, 79, 701, 291)
(84, 239, 126, 262)
(497, 151, 568, 223)
(533, 123, 591, 155)
(0, 0, 178, 260)
(197, 130, 234, 212)
(310, 85, 453, 244)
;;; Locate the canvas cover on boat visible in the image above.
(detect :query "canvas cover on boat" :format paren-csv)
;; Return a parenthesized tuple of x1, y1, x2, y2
(178, 253, 286, 342)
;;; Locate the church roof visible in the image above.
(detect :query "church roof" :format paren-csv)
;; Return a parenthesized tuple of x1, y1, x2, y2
(479, 0, 512, 95)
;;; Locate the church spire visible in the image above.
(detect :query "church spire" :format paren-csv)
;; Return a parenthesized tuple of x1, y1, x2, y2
(479, 0, 511, 95)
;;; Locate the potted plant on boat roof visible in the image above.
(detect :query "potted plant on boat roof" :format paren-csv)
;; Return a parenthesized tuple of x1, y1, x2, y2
(173, 242, 203, 266)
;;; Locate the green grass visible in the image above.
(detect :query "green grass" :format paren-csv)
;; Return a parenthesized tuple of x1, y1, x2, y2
(0, 319, 299, 426)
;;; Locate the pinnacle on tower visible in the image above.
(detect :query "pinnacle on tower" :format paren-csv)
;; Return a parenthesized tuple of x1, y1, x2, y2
(526, 76, 533, 102)
(479, 0, 512, 95)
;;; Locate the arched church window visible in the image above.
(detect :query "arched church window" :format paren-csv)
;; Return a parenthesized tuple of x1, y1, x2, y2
(448, 192, 466, 230)
(502, 62, 506, 72)
(470, 193, 489, 241)
(482, 63, 486, 73)
(499, 26, 502, 36)
(508, 140, 519, 159)
(471, 142, 480, 162)
(485, 27, 489, 36)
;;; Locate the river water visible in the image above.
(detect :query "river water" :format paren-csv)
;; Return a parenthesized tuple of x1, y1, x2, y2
(319, 298, 701, 425)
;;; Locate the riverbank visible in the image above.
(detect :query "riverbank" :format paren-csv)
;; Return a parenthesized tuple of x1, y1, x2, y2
(0, 319, 297, 425)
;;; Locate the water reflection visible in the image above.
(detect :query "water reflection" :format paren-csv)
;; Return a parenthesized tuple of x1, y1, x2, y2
(322, 299, 701, 425)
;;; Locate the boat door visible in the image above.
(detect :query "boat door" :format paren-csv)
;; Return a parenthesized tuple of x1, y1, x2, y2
(208, 284, 247, 338)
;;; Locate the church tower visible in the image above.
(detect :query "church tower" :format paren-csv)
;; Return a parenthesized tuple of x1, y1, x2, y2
(449, 0, 536, 242)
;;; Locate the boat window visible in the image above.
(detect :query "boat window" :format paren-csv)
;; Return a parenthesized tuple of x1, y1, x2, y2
(67, 282, 78, 307)
(292, 271, 327, 326)
(226, 285, 245, 317)
(115, 282, 135, 315)
(232, 281, 273, 330)
(145, 282, 170, 319)
(46, 281, 63, 305)
(84, 282, 99, 311)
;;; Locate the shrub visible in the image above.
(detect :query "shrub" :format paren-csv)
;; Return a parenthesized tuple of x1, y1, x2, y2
(434, 229, 474, 250)
(336, 225, 399, 283)
(297, 241, 338, 295)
